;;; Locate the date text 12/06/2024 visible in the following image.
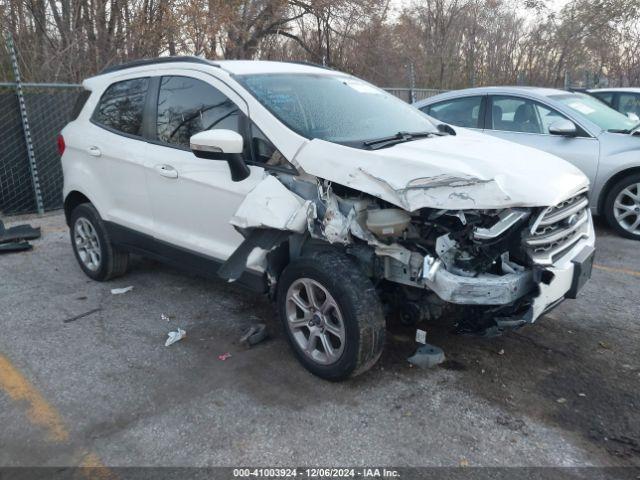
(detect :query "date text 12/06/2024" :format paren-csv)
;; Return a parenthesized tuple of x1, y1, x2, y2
(233, 468, 401, 478)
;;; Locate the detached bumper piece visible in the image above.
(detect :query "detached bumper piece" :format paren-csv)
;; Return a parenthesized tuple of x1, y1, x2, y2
(0, 220, 41, 254)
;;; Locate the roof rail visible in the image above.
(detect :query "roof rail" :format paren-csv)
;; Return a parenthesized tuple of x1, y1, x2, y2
(283, 60, 333, 71)
(100, 56, 217, 75)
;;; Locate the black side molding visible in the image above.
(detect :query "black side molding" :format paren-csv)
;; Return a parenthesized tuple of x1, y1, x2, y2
(104, 221, 267, 293)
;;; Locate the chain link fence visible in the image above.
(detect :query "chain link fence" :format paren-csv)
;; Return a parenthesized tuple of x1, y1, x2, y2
(0, 81, 445, 217)
(384, 88, 446, 103)
(0, 83, 82, 216)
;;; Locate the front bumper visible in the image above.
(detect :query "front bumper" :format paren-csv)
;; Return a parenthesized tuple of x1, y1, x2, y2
(383, 211, 596, 324)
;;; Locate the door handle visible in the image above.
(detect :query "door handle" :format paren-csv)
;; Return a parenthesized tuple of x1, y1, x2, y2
(87, 146, 101, 157)
(155, 164, 178, 179)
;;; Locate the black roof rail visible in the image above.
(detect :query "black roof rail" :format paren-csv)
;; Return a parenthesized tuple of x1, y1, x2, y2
(100, 56, 217, 75)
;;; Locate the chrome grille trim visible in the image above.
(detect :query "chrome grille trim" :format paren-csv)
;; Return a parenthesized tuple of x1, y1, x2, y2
(524, 192, 591, 265)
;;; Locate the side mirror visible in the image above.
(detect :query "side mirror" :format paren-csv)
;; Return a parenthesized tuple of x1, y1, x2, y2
(549, 119, 577, 137)
(627, 112, 640, 122)
(190, 130, 250, 182)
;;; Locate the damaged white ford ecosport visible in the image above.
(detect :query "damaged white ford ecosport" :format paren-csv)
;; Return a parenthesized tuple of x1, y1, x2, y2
(61, 57, 595, 380)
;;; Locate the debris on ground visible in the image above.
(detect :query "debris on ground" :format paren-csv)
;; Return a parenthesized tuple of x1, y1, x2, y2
(239, 323, 268, 347)
(111, 286, 133, 295)
(498, 348, 505, 355)
(0, 241, 32, 253)
(598, 341, 611, 350)
(0, 220, 41, 242)
(63, 307, 102, 323)
(161, 313, 174, 322)
(165, 328, 186, 346)
(556, 397, 567, 404)
(578, 393, 587, 397)
(218, 352, 232, 361)
(415, 328, 427, 344)
(407, 343, 445, 368)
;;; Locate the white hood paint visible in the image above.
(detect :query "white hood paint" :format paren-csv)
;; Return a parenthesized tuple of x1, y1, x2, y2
(292, 129, 589, 211)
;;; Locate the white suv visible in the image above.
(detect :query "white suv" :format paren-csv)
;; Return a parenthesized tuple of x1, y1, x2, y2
(61, 57, 595, 380)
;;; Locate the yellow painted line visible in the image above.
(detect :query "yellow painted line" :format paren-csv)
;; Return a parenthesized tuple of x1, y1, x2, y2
(77, 452, 118, 480)
(594, 264, 640, 278)
(0, 353, 69, 442)
(0, 353, 116, 480)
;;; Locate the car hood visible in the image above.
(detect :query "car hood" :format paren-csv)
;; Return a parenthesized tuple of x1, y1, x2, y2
(292, 128, 589, 211)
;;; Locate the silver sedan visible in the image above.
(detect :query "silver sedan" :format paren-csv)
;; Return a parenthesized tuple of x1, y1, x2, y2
(414, 86, 640, 239)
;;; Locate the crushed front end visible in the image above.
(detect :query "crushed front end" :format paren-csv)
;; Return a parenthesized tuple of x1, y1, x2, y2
(369, 189, 596, 333)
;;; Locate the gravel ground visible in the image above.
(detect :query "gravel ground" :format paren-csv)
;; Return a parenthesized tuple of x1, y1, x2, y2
(0, 212, 638, 468)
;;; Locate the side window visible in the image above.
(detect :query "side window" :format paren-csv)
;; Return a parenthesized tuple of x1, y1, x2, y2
(156, 76, 241, 148)
(249, 124, 292, 170)
(491, 96, 569, 134)
(71, 89, 91, 121)
(592, 92, 614, 107)
(92, 78, 149, 135)
(426, 96, 483, 128)
(618, 93, 640, 118)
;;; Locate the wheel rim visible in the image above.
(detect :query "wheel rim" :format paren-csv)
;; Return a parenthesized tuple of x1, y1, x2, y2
(74, 217, 102, 271)
(285, 278, 346, 366)
(613, 182, 640, 235)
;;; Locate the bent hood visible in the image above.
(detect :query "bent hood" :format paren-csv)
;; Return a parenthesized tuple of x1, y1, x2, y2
(292, 128, 589, 211)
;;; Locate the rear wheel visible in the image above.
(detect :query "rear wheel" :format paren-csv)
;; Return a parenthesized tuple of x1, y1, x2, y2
(604, 173, 640, 240)
(277, 251, 385, 381)
(69, 203, 129, 281)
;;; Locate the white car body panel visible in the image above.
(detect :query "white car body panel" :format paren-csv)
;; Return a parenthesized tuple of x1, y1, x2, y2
(292, 128, 588, 212)
(61, 59, 596, 329)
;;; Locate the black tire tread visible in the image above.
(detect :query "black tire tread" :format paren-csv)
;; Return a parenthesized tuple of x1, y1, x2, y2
(70, 203, 129, 281)
(277, 251, 385, 380)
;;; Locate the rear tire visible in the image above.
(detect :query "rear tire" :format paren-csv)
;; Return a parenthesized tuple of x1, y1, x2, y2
(603, 173, 640, 240)
(69, 203, 129, 281)
(277, 251, 385, 381)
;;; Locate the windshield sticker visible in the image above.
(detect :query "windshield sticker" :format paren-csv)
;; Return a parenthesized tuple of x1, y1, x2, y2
(568, 102, 596, 115)
(344, 81, 382, 94)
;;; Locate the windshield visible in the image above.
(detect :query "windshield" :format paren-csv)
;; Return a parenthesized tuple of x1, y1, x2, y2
(237, 73, 438, 146)
(550, 93, 638, 132)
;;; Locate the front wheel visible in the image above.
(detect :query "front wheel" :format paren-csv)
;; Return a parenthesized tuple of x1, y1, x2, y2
(604, 173, 640, 240)
(277, 252, 386, 381)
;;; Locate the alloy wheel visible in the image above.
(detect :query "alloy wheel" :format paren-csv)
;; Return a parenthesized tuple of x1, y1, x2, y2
(613, 183, 640, 236)
(74, 217, 102, 271)
(285, 278, 346, 365)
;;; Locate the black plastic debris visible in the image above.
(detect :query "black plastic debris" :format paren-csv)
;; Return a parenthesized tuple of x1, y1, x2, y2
(0, 241, 33, 253)
(0, 219, 41, 253)
(239, 323, 268, 347)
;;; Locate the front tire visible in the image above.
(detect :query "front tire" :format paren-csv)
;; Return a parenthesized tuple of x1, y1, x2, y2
(69, 203, 129, 281)
(604, 173, 640, 240)
(277, 252, 386, 381)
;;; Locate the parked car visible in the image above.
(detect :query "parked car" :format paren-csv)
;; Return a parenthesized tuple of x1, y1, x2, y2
(414, 87, 640, 240)
(61, 58, 594, 380)
(587, 88, 640, 120)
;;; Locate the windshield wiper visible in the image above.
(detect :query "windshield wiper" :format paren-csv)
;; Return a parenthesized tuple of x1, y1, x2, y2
(608, 122, 640, 134)
(363, 131, 440, 150)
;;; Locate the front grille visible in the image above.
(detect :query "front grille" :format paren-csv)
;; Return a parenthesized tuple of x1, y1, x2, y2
(524, 192, 590, 265)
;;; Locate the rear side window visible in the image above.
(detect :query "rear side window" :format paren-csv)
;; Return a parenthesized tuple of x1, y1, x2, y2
(425, 96, 483, 128)
(618, 93, 640, 118)
(591, 92, 614, 107)
(71, 89, 91, 120)
(156, 76, 241, 148)
(92, 78, 149, 136)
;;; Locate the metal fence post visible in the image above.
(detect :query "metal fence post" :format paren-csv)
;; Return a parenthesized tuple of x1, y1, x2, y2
(6, 33, 44, 214)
